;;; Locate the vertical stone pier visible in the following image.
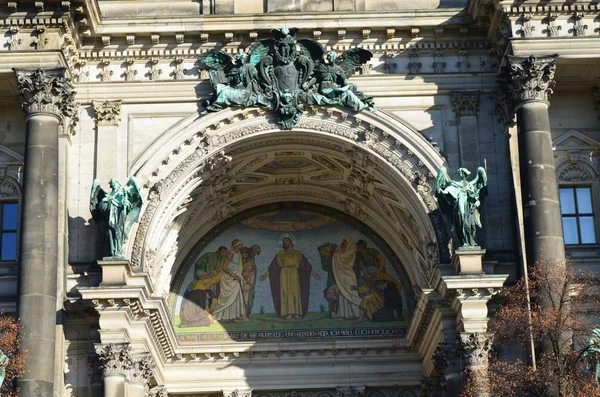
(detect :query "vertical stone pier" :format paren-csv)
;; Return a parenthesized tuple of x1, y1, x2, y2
(13, 68, 77, 397)
(506, 55, 566, 264)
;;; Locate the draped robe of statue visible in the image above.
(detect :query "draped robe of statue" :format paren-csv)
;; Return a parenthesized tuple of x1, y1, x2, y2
(212, 251, 245, 321)
(268, 249, 313, 318)
(331, 237, 362, 318)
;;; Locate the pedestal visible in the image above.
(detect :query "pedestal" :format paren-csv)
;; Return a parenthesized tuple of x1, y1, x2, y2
(452, 248, 486, 275)
(98, 259, 131, 286)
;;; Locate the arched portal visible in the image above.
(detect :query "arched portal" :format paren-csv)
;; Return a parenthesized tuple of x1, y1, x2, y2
(126, 107, 449, 303)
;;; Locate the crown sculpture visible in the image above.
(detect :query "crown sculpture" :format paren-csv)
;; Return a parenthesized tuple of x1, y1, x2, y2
(199, 28, 376, 130)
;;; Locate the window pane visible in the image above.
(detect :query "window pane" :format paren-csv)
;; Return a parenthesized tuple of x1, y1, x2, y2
(560, 189, 576, 214)
(2, 203, 18, 230)
(576, 188, 593, 214)
(579, 217, 596, 244)
(1, 232, 16, 260)
(563, 217, 579, 244)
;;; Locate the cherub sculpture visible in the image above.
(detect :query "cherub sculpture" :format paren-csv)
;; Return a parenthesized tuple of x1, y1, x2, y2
(198, 50, 265, 111)
(435, 166, 488, 248)
(90, 177, 143, 259)
(313, 49, 376, 112)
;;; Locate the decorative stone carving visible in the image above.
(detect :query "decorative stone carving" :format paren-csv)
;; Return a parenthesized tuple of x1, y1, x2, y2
(572, 12, 587, 36)
(545, 12, 562, 37)
(451, 91, 480, 117)
(336, 387, 365, 397)
(124, 57, 137, 81)
(558, 162, 594, 182)
(0, 179, 19, 198)
(13, 68, 78, 121)
(149, 386, 169, 397)
(95, 343, 134, 376)
(459, 332, 493, 368)
(456, 49, 469, 73)
(520, 13, 534, 37)
(129, 354, 155, 385)
(34, 25, 49, 50)
(223, 390, 253, 397)
(149, 58, 162, 80)
(7, 26, 21, 50)
(506, 55, 557, 104)
(93, 100, 122, 126)
(383, 62, 397, 74)
(100, 60, 113, 82)
(432, 50, 446, 74)
(173, 56, 186, 79)
(407, 48, 421, 74)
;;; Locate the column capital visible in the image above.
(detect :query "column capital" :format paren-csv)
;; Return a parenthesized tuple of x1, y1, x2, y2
(13, 68, 78, 120)
(149, 386, 168, 397)
(459, 332, 493, 368)
(451, 91, 480, 117)
(95, 343, 133, 377)
(506, 55, 558, 104)
(93, 100, 122, 126)
(129, 353, 156, 385)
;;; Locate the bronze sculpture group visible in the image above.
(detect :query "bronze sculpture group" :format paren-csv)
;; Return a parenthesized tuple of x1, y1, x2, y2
(199, 28, 375, 129)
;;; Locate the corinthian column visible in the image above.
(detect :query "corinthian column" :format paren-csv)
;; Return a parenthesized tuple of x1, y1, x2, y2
(13, 68, 77, 397)
(96, 344, 133, 397)
(460, 333, 493, 397)
(128, 354, 156, 397)
(505, 55, 565, 265)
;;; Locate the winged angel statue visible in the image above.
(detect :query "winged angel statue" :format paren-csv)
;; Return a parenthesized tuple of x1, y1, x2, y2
(198, 28, 375, 129)
(435, 167, 488, 249)
(90, 177, 143, 259)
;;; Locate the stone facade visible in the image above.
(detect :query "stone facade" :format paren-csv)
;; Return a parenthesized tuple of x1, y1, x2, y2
(0, 0, 599, 396)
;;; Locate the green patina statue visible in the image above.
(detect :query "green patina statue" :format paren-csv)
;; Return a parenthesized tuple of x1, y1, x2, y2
(0, 348, 7, 390)
(435, 166, 488, 249)
(585, 328, 600, 385)
(198, 28, 375, 130)
(90, 177, 143, 259)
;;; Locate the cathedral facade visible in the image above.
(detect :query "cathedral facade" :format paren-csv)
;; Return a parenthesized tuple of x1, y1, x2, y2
(0, 0, 599, 396)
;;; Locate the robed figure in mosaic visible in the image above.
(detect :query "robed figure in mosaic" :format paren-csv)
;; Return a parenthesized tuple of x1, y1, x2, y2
(90, 177, 143, 258)
(260, 234, 319, 319)
(435, 166, 488, 248)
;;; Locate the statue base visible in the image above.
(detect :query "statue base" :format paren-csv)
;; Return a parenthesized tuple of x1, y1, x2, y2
(452, 247, 486, 275)
(97, 258, 131, 286)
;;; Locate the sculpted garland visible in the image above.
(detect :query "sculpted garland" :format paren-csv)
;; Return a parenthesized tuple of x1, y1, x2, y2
(199, 28, 376, 130)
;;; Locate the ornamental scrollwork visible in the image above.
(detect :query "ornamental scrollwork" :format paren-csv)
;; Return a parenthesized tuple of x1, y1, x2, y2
(558, 162, 595, 183)
(198, 28, 375, 130)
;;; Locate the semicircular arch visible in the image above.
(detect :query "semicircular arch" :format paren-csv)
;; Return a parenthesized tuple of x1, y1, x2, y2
(126, 107, 449, 296)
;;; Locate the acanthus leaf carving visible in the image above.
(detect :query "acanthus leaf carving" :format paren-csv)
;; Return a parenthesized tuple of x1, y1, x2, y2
(129, 353, 156, 385)
(95, 343, 133, 376)
(93, 100, 122, 126)
(506, 55, 557, 104)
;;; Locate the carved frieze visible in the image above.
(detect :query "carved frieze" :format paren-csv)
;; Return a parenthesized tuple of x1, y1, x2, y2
(93, 100, 122, 126)
(95, 343, 134, 376)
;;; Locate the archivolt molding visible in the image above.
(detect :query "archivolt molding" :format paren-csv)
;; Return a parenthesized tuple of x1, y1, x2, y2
(128, 107, 448, 292)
